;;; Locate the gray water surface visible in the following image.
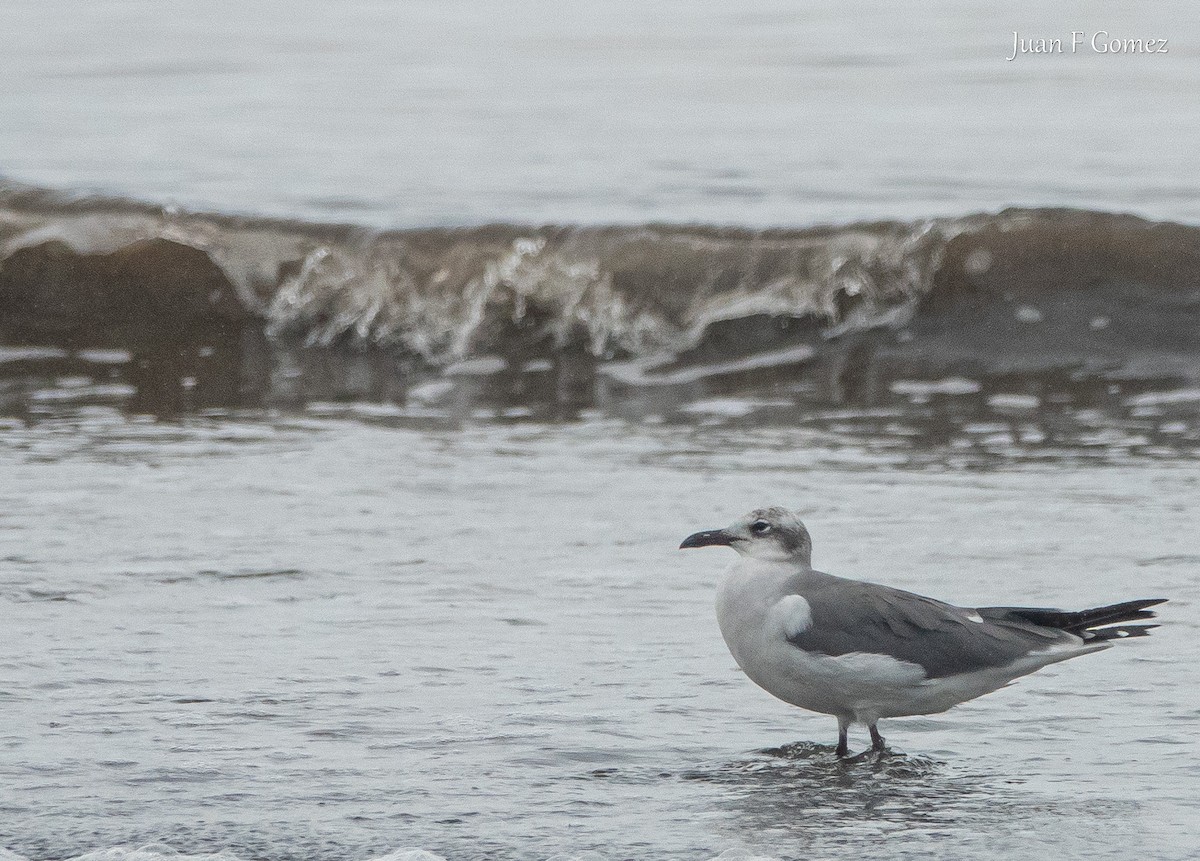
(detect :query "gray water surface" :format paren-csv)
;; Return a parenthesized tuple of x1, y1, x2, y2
(3, 0, 1199, 227)
(2, 408, 1197, 861)
(4, 3, 1199, 857)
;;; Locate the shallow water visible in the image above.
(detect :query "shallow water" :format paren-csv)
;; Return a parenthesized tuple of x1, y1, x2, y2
(2, 401, 1197, 861)
(2, 0, 1198, 227)
(3, 3, 1200, 856)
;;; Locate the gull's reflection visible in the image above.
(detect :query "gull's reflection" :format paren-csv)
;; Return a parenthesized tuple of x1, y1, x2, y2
(687, 741, 1147, 857)
(689, 741, 948, 813)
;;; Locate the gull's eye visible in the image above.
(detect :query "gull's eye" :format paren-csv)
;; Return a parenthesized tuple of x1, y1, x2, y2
(751, 520, 771, 534)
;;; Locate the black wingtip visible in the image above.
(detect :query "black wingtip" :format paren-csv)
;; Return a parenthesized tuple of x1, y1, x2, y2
(997, 597, 1170, 635)
(1121, 598, 1168, 621)
(1108, 598, 1169, 613)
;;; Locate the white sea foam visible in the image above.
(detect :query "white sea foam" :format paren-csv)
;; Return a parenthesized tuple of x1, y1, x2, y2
(0, 849, 452, 861)
(890, 377, 981, 397)
(29, 384, 137, 401)
(679, 398, 792, 418)
(987, 393, 1041, 410)
(77, 349, 133, 364)
(601, 344, 816, 386)
(0, 346, 68, 362)
(49, 848, 244, 861)
(1125, 389, 1200, 407)
(443, 356, 508, 376)
(408, 380, 456, 402)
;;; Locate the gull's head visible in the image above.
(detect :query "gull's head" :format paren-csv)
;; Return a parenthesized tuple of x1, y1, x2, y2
(679, 507, 812, 564)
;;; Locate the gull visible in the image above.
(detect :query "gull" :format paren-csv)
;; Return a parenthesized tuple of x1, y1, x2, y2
(680, 507, 1165, 756)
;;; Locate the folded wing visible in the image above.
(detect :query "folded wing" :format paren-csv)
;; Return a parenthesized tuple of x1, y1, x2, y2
(786, 574, 1097, 680)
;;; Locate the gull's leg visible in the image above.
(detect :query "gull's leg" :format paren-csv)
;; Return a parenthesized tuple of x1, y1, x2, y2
(869, 723, 885, 753)
(836, 716, 851, 757)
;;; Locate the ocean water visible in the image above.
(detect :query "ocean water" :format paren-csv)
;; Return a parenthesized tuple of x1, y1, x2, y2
(3, 2, 1200, 859)
(1, 403, 1197, 861)
(1, 0, 1198, 228)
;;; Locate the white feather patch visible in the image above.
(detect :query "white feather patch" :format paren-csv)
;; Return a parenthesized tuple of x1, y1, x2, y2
(770, 594, 813, 639)
(966, 611, 984, 623)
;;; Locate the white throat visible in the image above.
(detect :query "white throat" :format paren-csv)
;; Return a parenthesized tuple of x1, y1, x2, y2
(734, 542, 810, 565)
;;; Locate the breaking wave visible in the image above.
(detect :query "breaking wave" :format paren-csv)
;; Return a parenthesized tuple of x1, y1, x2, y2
(3, 179, 1200, 443)
(0, 180, 951, 361)
(6, 179, 1195, 372)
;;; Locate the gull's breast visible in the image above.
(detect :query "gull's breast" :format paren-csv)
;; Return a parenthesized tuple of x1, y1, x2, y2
(716, 566, 926, 717)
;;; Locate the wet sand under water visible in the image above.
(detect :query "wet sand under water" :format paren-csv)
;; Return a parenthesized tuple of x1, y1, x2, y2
(1, 398, 1197, 861)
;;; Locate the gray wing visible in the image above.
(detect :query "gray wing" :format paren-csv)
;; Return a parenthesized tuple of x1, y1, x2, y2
(787, 573, 1074, 679)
